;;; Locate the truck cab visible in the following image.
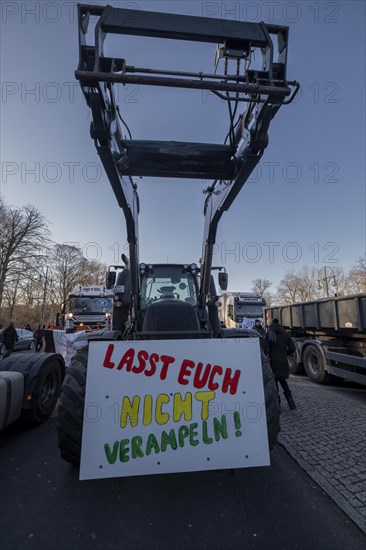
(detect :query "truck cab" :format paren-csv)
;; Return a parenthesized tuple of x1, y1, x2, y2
(59, 285, 113, 332)
(218, 292, 266, 329)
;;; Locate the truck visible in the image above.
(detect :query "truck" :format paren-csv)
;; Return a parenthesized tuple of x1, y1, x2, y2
(264, 294, 366, 385)
(1, 5, 298, 459)
(219, 292, 266, 330)
(57, 285, 113, 332)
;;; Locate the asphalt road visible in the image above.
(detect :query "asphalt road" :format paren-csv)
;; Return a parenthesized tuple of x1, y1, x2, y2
(1, 405, 365, 550)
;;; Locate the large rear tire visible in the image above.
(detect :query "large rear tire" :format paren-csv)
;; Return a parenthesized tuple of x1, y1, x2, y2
(23, 361, 63, 424)
(262, 354, 281, 449)
(303, 344, 332, 384)
(57, 348, 87, 464)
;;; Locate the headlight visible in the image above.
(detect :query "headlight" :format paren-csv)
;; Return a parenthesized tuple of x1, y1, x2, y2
(67, 313, 73, 318)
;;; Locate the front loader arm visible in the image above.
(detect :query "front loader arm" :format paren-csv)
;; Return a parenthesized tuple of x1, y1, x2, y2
(76, 4, 298, 324)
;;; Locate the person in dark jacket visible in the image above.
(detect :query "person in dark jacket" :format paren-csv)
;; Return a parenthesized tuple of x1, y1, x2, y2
(34, 325, 44, 352)
(263, 318, 296, 410)
(253, 319, 265, 337)
(3, 321, 18, 358)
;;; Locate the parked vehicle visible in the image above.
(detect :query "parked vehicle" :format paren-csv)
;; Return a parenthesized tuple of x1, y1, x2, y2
(56, 285, 113, 332)
(0, 328, 35, 355)
(264, 294, 366, 385)
(218, 292, 266, 330)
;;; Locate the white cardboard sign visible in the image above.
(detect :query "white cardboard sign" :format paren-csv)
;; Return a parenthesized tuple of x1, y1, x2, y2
(79, 339, 270, 480)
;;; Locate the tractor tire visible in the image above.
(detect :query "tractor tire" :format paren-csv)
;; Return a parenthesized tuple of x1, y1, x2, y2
(57, 347, 88, 465)
(303, 344, 333, 384)
(262, 354, 281, 449)
(288, 352, 304, 375)
(23, 360, 63, 424)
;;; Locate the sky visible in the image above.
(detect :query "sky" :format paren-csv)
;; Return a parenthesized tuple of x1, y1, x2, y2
(1, 0, 365, 293)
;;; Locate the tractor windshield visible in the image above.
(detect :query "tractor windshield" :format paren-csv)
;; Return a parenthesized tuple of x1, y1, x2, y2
(140, 265, 198, 310)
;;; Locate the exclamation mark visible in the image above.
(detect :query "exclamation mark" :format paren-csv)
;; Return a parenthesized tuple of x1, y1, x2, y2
(234, 412, 242, 437)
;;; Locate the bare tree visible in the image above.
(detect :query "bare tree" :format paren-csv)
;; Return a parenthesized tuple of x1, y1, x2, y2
(344, 257, 366, 294)
(50, 244, 86, 306)
(276, 272, 302, 304)
(78, 259, 107, 286)
(296, 266, 318, 302)
(50, 245, 107, 306)
(316, 266, 348, 297)
(2, 274, 22, 321)
(0, 198, 51, 322)
(252, 278, 274, 306)
(275, 267, 318, 305)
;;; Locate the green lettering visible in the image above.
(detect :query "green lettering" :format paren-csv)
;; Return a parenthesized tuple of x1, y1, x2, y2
(146, 433, 160, 455)
(189, 423, 199, 446)
(161, 429, 178, 452)
(202, 421, 213, 444)
(131, 436, 144, 459)
(104, 441, 119, 464)
(119, 439, 130, 462)
(213, 415, 228, 441)
(178, 425, 190, 447)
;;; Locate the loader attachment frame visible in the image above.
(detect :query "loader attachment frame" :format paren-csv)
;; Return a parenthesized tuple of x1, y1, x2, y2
(76, 4, 297, 326)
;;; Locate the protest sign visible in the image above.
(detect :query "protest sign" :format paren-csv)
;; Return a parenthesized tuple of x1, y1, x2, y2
(79, 338, 269, 480)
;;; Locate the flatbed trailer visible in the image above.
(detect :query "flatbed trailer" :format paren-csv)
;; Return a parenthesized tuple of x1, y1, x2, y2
(264, 294, 366, 385)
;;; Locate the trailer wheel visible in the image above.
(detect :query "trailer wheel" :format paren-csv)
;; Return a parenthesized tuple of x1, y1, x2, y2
(303, 345, 332, 384)
(23, 360, 63, 424)
(262, 354, 281, 449)
(288, 353, 304, 375)
(57, 347, 87, 464)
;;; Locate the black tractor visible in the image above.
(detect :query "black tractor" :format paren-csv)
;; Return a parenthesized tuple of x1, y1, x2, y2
(57, 4, 299, 465)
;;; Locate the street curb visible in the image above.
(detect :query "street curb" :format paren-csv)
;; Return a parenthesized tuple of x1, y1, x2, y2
(279, 436, 366, 535)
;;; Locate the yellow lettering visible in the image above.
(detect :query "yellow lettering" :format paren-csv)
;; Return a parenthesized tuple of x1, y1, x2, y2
(120, 395, 140, 428)
(173, 392, 192, 422)
(155, 393, 170, 425)
(143, 394, 153, 426)
(195, 391, 216, 420)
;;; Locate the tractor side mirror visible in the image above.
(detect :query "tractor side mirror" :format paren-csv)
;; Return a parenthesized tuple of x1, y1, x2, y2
(106, 271, 116, 290)
(218, 272, 228, 291)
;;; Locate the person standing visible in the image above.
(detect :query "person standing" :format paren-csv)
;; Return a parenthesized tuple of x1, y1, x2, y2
(34, 325, 44, 352)
(3, 321, 19, 359)
(263, 318, 296, 410)
(253, 319, 265, 337)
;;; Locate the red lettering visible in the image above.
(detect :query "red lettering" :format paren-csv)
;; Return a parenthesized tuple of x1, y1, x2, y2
(103, 344, 115, 369)
(222, 368, 241, 395)
(178, 359, 195, 385)
(132, 349, 149, 374)
(160, 355, 175, 380)
(208, 365, 223, 391)
(193, 362, 211, 389)
(145, 353, 159, 377)
(117, 348, 135, 371)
